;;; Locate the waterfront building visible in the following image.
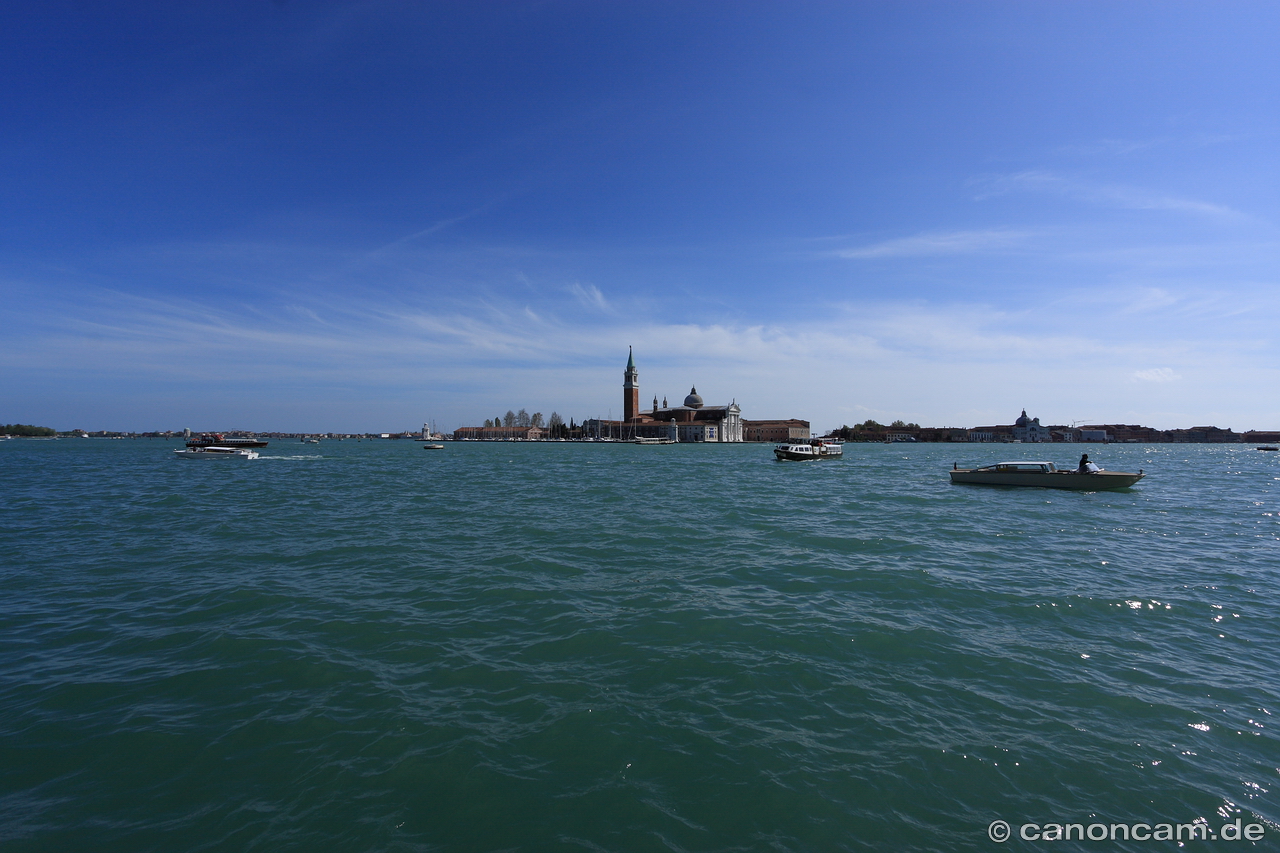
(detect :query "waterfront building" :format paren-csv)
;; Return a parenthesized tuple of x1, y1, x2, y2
(743, 419, 810, 443)
(965, 427, 1011, 442)
(1167, 426, 1239, 443)
(452, 426, 544, 441)
(603, 349, 744, 442)
(1013, 410, 1049, 442)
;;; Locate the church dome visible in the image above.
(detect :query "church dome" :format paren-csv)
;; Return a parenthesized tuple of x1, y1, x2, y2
(1015, 409, 1030, 427)
(684, 387, 704, 409)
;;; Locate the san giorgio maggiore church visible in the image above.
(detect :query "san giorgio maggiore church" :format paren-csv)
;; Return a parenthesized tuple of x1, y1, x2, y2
(588, 349, 744, 442)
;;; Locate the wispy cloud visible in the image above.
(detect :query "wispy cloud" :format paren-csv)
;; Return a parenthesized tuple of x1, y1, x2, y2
(971, 170, 1237, 216)
(832, 229, 1034, 259)
(1131, 368, 1181, 383)
(4, 245, 1279, 431)
(568, 282, 611, 312)
(1056, 137, 1164, 157)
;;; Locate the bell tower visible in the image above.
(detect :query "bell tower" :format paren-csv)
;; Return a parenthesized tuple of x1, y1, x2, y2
(623, 347, 639, 422)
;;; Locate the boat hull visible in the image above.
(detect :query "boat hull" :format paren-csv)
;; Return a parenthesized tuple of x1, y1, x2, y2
(174, 447, 259, 459)
(949, 469, 1143, 489)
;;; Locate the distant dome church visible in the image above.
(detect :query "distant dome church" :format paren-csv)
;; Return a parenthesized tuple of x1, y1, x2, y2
(1013, 409, 1048, 442)
(618, 349, 742, 442)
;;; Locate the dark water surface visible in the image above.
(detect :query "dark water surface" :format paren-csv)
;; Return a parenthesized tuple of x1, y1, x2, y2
(2, 439, 1277, 851)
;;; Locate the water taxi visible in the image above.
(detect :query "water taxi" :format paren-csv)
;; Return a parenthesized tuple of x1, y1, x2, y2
(174, 446, 260, 460)
(774, 439, 843, 461)
(949, 461, 1143, 490)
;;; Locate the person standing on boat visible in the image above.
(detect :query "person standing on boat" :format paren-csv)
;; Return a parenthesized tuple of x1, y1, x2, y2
(1077, 453, 1099, 474)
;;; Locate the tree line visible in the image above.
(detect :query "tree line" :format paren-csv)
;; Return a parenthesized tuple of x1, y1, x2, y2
(2, 424, 56, 436)
(829, 419, 921, 441)
(480, 410, 575, 438)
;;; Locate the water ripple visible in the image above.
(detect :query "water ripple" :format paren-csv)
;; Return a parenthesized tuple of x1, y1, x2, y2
(1, 440, 1277, 851)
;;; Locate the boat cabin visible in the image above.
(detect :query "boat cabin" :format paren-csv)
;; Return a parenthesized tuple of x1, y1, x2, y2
(975, 462, 1057, 473)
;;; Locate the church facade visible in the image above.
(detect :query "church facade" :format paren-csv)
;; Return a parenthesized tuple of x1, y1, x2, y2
(1013, 409, 1050, 443)
(610, 349, 744, 442)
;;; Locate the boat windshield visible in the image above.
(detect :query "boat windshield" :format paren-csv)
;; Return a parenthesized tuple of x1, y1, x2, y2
(976, 462, 1056, 472)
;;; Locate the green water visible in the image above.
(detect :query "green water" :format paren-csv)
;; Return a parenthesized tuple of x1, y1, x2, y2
(1, 439, 1277, 851)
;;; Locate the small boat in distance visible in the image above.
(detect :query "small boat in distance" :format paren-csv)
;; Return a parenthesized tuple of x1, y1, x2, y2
(774, 439, 843, 461)
(174, 446, 259, 460)
(633, 437, 676, 445)
(422, 443, 445, 450)
(949, 461, 1143, 490)
(1258, 446, 1279, 451)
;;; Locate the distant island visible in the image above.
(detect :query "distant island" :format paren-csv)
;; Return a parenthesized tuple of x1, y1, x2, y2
(18, 416, 1280, 446)
(824, 411, 1280, 445)
(13, 404, 1280, 447)
(1, 424, 56, 437)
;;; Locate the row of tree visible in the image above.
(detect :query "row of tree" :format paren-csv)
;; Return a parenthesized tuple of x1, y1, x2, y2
(477, 410, 579, 439)
(483, 409, 543, 428)
(828, 419, 921, 441)
(2, 423, 56, 436)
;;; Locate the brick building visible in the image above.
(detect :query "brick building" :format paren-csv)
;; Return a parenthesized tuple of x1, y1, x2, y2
(452, 426, 544, 441)
(743, 419, 810, 442)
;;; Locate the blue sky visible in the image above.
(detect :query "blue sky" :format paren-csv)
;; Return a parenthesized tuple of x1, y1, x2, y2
(2, 1, 1277, 433)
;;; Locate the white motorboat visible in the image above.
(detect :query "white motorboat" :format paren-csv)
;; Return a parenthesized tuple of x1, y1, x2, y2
(422, 444, 445, 450)
(174, 446, 259, 460)
(774, 439, 843, 461)
(949, 461, 1143, 490)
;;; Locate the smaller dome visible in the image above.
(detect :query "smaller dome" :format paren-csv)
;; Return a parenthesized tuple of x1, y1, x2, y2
(684, 386, 704, 409)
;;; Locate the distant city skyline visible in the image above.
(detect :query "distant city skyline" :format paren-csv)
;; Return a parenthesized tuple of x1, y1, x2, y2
(2, 3, 1278, 433)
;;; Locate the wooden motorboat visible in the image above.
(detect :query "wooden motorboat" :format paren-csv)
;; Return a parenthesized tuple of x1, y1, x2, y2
(949, 461, 1143, 490)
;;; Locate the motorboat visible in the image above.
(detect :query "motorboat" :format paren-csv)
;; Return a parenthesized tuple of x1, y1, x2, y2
(774, 439, 844, 461)
(422, 443, 445, 450)
(949, 461, 1143, 490)
(174, 446, 259, 460)
(1258, 446, 1279, 451)
(633, 437, 676, 445)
